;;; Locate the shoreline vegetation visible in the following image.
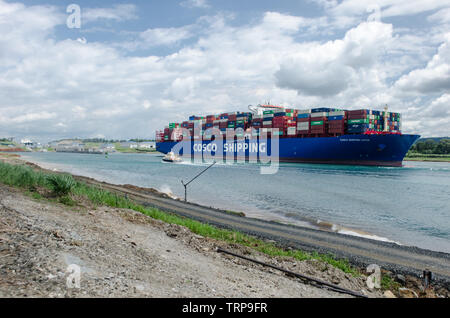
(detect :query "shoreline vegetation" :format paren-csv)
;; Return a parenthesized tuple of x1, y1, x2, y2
(405, 153, 450, 162)
(0, 153, 448, 298)
(406, 138, 450, 162)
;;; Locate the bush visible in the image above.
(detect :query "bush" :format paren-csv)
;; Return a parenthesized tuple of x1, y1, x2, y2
(46, 174, 76, 196)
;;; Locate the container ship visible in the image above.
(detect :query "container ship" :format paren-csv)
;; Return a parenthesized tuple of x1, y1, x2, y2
(156, 105, 420, 167)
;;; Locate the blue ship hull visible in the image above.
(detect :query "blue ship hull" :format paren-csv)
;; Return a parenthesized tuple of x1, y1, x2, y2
(157, 134, 420, 167)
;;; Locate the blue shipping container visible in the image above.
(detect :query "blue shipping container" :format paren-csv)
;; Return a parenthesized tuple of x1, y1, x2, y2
(328, 115, 344, 121)
(347, 124, 370, 133)
(311, 108, 334, 113)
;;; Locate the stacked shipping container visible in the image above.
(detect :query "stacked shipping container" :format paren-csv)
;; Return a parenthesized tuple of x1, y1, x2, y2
(158, 107, 403, 142)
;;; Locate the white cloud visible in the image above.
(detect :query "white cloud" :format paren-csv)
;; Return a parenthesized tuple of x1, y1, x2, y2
(83, 4, 138, 23)
(275, 22, 393, 96)
(427, 94, 450, 117)
(395, 38, 450, 94)
(4, 112, 57, 124)
(313, 0, 450, 29)
(322, 0, 450, 18)
(0, 0, 449, 141)
(140, 26, 193, 46)
(428, 8, 450, 24)
(180, 0, 210, 9)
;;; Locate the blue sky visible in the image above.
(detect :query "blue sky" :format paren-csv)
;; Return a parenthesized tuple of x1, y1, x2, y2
(1, 0, 450, 141)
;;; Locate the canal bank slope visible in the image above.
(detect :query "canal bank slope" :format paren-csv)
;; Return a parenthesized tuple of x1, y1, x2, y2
(0, 154, 449, 297)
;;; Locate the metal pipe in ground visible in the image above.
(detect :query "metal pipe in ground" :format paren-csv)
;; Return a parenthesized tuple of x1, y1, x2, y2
(217, 248, 368, 298)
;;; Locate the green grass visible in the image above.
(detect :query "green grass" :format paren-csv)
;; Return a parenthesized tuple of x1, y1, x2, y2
(0, 162, 47, 190)
(114, 143, 157, 153)
(0, 161, 358, 275)
(46, 174, 76, 196)
(405, 153, 450, 162)
(381, 274, 401, 291)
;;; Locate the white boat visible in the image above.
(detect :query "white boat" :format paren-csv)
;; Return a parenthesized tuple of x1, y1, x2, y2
(162, 152, 182, 163)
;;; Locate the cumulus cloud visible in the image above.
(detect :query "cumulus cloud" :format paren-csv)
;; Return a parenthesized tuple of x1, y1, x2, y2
(427, 94, 450, 117)
(275, 22, 393, 96)
(139, 25, 194, 47)
(0, 0, 449, 141)
(395, 38, 450, 94)
(312, 0, 450, 29)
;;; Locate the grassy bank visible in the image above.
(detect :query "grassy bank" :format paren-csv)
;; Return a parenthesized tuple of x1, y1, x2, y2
(405, 153, 450, 162)
(0, 160, 358, 276)
(113, 143, 157, 153)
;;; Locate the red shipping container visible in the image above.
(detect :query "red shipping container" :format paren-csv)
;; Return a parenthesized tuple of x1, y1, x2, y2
(347, 114, 368, 120)
(298, 118, 310, 123)
(311, 125, 325, 134)
(311, 117, 327, 122)
(347, 110, 369, 116)
(328, 120, 345, 128)
(329, 129, 345, 134)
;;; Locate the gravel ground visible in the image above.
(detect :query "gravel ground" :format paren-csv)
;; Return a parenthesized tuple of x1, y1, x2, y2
(0, 184, 382, 298)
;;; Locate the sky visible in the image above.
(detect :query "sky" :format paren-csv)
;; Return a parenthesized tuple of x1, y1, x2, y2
(0, 0, 449, 142)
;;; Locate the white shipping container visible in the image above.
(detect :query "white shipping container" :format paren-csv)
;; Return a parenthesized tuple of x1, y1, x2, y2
(297, 123, 309, 128)
(297, 109, 311, 114)
(311, 112, 329, 118)
(329, 111, 346, 116)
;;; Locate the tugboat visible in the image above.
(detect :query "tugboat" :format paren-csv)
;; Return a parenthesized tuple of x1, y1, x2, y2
(162, 151, 182, 163)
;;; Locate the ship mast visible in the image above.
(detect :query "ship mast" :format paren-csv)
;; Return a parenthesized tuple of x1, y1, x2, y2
(384, 105, 389, 132)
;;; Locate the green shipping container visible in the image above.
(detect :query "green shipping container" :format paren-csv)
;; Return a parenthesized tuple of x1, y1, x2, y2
(311, 121, 324, 126)
(348, 119, 370, 124)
